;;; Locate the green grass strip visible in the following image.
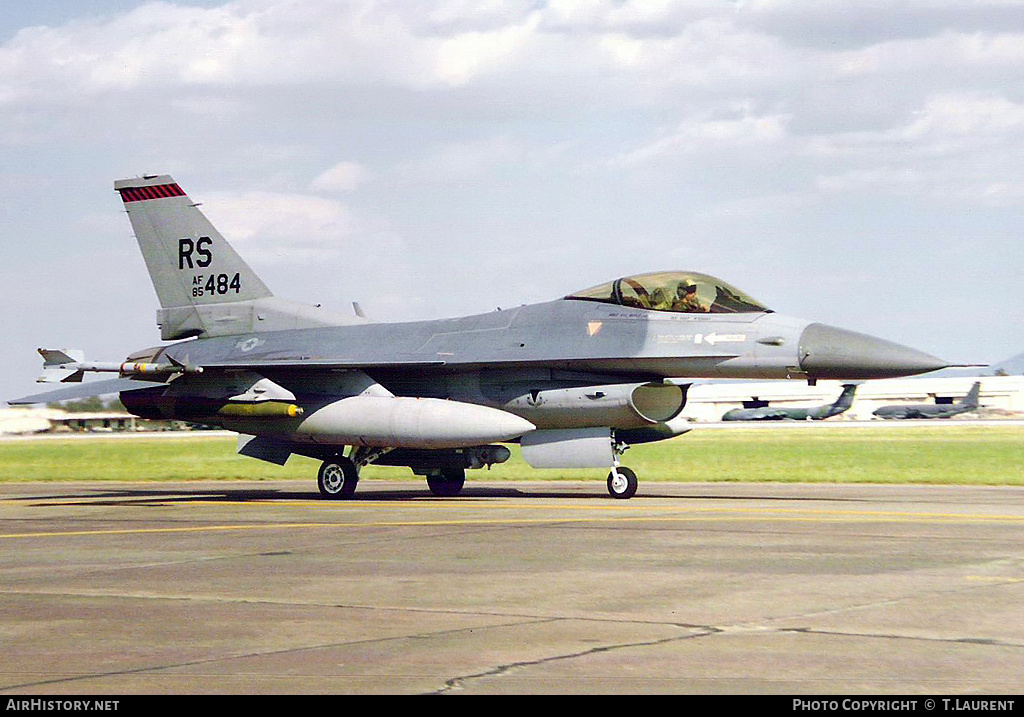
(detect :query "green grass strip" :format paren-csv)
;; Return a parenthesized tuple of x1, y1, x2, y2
(1, 425, 1021, 485)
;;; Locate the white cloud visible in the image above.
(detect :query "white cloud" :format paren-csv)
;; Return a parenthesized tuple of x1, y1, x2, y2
(0, 1, 440, 105)
(0, 1, 815, 111)
(806, 93, 1024, 205)
(807, 93, 1024, 157)
(903, 93, 1024, 146)
(835, 30, 1024, 78)
(391, 135, 572, 185)
(433, 12, 541, 86)
(613, 111, 790, 166)
(310, 162, 369, 193)
(199, 190, 358, 260)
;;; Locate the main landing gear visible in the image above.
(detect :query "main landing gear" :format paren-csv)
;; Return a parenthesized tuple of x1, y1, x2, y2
(316, 449, 468, 500)
(319, 446, 399, 499)
(316, 443, 637, 500)
(317, 455, 359, 499)
(426, 466, 466, 497)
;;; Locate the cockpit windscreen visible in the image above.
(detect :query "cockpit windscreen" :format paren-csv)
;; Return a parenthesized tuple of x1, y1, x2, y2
(564, 272, 770, 314)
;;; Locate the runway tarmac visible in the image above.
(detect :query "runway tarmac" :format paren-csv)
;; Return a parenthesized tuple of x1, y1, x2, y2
(2, 479, 1024, 694)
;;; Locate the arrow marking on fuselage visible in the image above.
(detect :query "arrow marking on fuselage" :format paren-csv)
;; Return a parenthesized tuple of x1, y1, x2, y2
(696, 333, 746, 345)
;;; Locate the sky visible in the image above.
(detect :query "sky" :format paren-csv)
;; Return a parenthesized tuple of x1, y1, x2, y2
(2, 0, 1023, 402)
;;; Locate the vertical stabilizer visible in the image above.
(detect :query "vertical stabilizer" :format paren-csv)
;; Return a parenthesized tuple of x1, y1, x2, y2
(116, 176, 272, 309)
(827, 383, 858, 417)
(115, 175, 360, 339)
(960, 382, 981, 409)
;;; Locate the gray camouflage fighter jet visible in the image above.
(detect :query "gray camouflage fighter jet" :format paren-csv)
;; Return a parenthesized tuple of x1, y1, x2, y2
(10, 176, 949, 498)
(722, 383, 858, 421)
(872, 382, 981, 420)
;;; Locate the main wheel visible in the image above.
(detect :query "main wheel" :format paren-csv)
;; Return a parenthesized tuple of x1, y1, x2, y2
(318, 456, 358, 499)
(607, 466, 638, 499)
(426, 467, 466, 497)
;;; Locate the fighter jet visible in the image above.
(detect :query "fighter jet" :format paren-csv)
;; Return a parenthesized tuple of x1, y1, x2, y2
(722, 383, 858, 421)
(10, 176, 949, 499)
(872, 382, 981, 420)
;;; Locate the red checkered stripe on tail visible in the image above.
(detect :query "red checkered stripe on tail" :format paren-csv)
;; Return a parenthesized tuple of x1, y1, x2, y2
(117, 184, 186, 202)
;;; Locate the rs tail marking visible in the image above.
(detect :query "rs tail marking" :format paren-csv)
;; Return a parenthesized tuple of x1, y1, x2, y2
(114, 175, 361, 340)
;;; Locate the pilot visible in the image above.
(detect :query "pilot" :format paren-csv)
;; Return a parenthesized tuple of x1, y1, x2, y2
(650, 287, 670, 311)
(672, 282, 706, 312)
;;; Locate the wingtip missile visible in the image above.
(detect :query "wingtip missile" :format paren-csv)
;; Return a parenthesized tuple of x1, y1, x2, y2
(37, 348, 86, 383)
(35, 348, 203, 383)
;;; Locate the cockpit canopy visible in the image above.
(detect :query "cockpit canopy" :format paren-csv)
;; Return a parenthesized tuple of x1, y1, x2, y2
(564, 271, 770, 314)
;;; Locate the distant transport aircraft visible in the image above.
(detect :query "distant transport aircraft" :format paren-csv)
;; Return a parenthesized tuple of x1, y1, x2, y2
(10, 176, 949, 499)
(872, 382, 982, 420)
(722, 383, 858, 421)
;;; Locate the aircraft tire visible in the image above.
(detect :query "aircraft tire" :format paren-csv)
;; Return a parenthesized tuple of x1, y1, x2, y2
(318, 457, 358, 499)
(607, 466, 638, 499)
(427, 467, 466, 497)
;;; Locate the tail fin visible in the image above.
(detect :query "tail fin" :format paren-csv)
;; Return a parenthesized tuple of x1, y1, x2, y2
(115, 175, 359, 339)
(826, 383, 858, 417)
(116, 176, 272, 310)
(960, 382, 981, 408)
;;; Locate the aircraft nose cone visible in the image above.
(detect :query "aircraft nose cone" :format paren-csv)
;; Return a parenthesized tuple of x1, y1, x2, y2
(798, 323, 948, 380)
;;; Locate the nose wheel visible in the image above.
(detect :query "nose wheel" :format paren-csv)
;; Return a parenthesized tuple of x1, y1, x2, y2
(607, 466, 638, 499)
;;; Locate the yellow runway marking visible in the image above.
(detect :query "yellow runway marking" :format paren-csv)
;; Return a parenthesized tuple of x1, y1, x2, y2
(14, 495, 1024, 521)
(2, 503, 1024, 540)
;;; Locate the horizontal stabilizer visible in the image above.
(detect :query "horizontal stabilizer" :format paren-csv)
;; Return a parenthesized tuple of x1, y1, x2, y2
(237, 435, 293, 466)
(8, 377, 165, 406)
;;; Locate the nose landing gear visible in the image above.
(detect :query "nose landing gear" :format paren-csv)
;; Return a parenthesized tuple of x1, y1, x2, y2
(607, 465, 638, 499)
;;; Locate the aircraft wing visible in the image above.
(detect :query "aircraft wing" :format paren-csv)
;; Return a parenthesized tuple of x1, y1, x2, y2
(196, 358, 448, 371)
(8, 378, 166, 406)
(9, 353, 678, 406)
(190, 355, 722, 382)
